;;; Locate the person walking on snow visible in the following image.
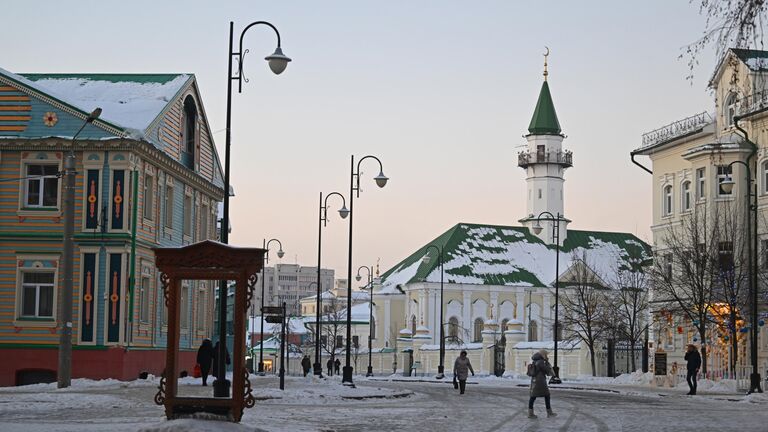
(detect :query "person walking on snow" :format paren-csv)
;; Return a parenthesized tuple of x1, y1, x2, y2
(528, 349, 556, 419)
(327, 358, 334, 376)
(196, 339, 214, 386)
(301, 355, 312, 377)
(334, 358, 341, 375)
(453, 350, 475, 395)
(684, 344, 701, 395)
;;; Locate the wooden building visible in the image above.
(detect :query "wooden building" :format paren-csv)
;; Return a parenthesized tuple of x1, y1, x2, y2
(0, 68, 224, 386)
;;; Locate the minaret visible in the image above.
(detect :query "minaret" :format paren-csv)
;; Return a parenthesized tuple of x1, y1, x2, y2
(518, 49, 572, 244)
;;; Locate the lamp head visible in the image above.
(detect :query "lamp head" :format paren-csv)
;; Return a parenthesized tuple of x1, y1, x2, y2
(374, 172, 389, 188)
(422, 255, 431, 264)
(277, 249, 285, 259)
(338, 206, 350, 219)
(720, 176, 735, 194)
(87, 107, 102, 123)
(532, 222, 543, 235)
(355, 274, 362, 282)
(265, 47, 291, 75)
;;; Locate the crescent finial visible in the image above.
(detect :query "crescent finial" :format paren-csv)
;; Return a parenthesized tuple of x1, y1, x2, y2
(543, 46, 550, 81)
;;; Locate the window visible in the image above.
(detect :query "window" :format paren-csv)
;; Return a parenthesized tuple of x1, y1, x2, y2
(182, 96, 198, 170)
(370, 315, 376, 339)
(411, 315, 416, 336)
(143, 174, 154, 220)
(448, 317, 459, 341)
(352, 335, 359, 349)
(725, 92, 738, 127)
(24, 164, 59, 207)
(180, 285, 189, 329)
(554, 322, 563, 341)
(663, 185, 673, 216)
(717, 165, 732, 196)
(763, 161, 768, 194)
(696, 168, 706, 200)
(718, 241, 734, 273)
(183, 195, 192, 236)
(664, 253, 673, 280)
(336, 335, 343, 348)
(528, 320, 538, 342)
(473, 317, 484, 342)
(200, 204, 209, 240)
(682, 181, 691, 211)
(538, 189, 542, 199)
(165, 184, 174, 228)
(762, 239, 768, 270)
(21, 272, 55, 318)
(139, 276, 150, 323)
(196, 285, 206, 330)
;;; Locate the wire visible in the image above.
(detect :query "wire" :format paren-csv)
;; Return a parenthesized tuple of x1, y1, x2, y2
(0, 173, 63, 183)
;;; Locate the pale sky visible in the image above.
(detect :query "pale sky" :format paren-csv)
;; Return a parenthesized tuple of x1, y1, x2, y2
(5, 1, 718, 281)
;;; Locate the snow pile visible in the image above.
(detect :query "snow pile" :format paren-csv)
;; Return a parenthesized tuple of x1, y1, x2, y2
(612, 370, 654, 386)
(252, 376, 411, 404)
(675, 379, 738, 393)
(139, 418, 260, 432)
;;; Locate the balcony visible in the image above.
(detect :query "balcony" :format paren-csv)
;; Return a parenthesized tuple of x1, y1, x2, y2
(639, 111, 712, 150)
(517, 149, 573, 168)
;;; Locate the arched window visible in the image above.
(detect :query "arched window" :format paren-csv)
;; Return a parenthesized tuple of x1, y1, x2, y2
(448, 317, 459, 342)
(182, 95, 198, 170)
(682, 181, 691, 211)
(473, 317, 484, 342)
(725, 92, 738, 126)
(370, 315, 376, 340)
(663, 185, 673, 216)
(528, 320, 538, 342)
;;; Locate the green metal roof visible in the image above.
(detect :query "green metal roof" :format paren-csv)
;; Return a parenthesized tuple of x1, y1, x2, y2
(527, 81, 562, 135)
(379, 222, 650, 290)
(21, 73, 186, 84)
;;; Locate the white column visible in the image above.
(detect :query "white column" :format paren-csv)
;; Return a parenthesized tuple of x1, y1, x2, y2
(517, 291, 525, 333)
(419, 290, 426, 325)
(542, 294, 551, 340)
(428, 289, 436, 343)
(490, 291, 499, 321)
(463, 290, 471, 338)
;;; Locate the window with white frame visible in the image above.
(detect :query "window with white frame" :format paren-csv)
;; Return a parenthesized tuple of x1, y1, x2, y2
(183, 194, 192, 236)
(763, 161, 768, 194)
(20, 271, 55, 318)
(473, 317, 484, 342)
(200, 204, 209, 240)
(180, 284, 189, 329)
(681, 181, 691, 211)
(165, 184, 174, 228)
(143, 174, 154, 220)
(717, 165, 733, 196)
(528, 320, 538, 342)
(725, 92, 738, 127)
(696, 167, 706, 200)
(139, 276, 150, 323)
(24, 164, 59, 208)
(663, 184, 673, 216)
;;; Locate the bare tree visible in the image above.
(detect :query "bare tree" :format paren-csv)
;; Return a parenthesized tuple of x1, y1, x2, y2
(609, 253, 651, 372)
(558, 251, 611, 376)
(684, 0, 768, 80)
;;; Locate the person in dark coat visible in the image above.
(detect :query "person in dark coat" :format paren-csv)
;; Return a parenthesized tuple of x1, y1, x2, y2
(196, 339, 214, 386)
(212, 341, 231, 379)
(334, 358, 341, 375)
(452, 350, 475, 395)
(684, 344, 702, 395)
(327, 358, 334, 376)
(528, 349, 556, 419)
(301, 355, 312, 377)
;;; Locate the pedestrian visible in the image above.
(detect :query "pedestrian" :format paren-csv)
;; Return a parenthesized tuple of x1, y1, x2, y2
(327, 358, 334, 376)
(684, 344, 701, 395)
(528, 349, 556, 419)
(301, 355, 312, 377)
(334, 358, 341, 375)
(452, 350, 474, 395)
(196, 338, 214, 386)
(212, 340, 231, 380)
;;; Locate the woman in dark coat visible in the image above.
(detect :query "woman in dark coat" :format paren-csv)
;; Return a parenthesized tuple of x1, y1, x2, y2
(528, 349, 556, 418)
(211, 340, 231, 381)
(196, 339, 214, 386)
(452, 350, 474, 395)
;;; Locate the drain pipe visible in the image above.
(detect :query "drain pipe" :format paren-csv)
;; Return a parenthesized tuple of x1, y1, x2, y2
(630, 151, 653, 175)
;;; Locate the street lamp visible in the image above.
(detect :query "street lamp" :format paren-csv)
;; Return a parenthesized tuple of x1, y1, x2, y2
(343, 155, 389, 385)
(356, 265, 374, 377)
(216, 20, 290, 398)
(258, 238, 284, 374)
(422, 244, 445, 379)
(720, 159, 762, 393)
(58, 107, 101, 389)
(315, 192, 349, 376)
(532, 211, 563, 384)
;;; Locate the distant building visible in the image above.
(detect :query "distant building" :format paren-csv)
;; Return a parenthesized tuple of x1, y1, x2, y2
(256, 264, 334, 316)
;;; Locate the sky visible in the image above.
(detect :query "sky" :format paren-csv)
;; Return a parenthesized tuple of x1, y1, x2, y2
(3, 1, 719, 282)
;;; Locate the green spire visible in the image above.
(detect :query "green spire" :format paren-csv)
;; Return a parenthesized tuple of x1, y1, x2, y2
(527, 81, 562, 135)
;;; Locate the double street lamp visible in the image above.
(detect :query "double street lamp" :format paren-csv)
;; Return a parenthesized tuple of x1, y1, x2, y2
(422, 245, 445, 379)
(216, 20, 290, 397)
(315, 192, 349, 376)
(532, 211, 563, 384)
(343, 155, 389, 385)
(356, 265, 374, 377)
(258, 238, 284, 374)
(720, 157, 762, 394)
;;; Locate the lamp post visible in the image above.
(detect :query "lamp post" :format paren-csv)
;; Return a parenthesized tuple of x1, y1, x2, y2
(58, 107, 102, 389)
(258, 238, 284, 374)
(720, 159, 762, 394)
(216, 20, 290, 398)
(315, 192, 349, 376)
(343, 155, 389, 385)
(532, 211, 563, 384)
(356, 265, 374, 376)
(422, 244, 445, 378)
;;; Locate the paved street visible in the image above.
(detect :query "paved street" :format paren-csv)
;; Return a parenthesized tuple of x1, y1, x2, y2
(1, 376, 766, 431)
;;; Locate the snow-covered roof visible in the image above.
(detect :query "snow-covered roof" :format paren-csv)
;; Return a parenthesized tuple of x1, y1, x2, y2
(379, 223, 651, 292)
(248, 316, 309, 335)
(19, 73, 190, 134)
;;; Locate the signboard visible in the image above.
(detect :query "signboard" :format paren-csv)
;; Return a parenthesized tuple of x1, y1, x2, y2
(654, 352, 667, 376)
(265, 315, 283, 324)
(262, 306, 283, 314)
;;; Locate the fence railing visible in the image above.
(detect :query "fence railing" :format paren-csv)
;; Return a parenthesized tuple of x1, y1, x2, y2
(517, 149, 573, 167)
(640, 111, 712, 150)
